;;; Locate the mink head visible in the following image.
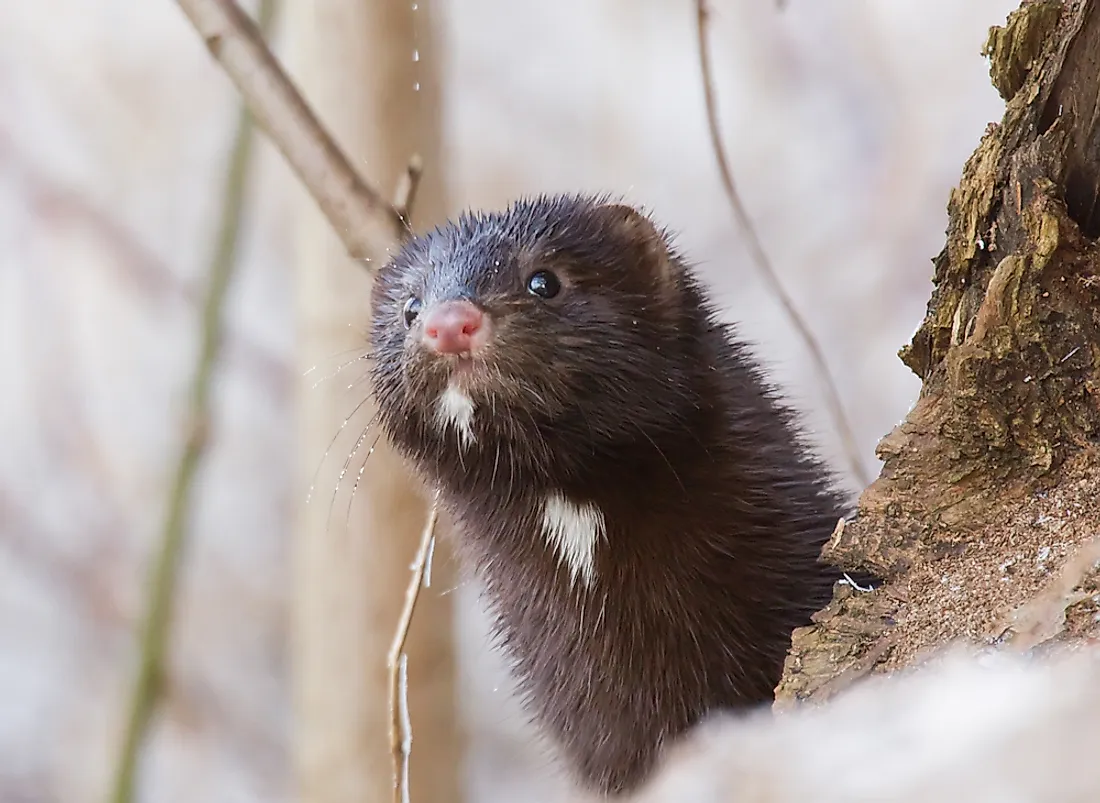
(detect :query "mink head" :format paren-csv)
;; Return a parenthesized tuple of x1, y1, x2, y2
(369, 194, 705, 489)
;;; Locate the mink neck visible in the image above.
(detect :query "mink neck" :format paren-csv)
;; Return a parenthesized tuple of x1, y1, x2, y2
(434, 359, 761, 589)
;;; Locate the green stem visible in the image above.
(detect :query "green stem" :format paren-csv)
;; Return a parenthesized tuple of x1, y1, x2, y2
(108, 2, 277, 801)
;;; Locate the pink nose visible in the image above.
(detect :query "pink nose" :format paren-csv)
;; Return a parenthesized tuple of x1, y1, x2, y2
(421, 300, 489, 354)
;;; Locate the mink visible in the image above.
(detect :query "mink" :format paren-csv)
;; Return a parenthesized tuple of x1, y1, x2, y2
(368, 193, 859, 796)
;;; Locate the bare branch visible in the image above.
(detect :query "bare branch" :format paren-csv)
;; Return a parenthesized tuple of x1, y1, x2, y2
(694, 0, 871, 488)
(173, 2, 446, 799)
(387, 505, 439, 803)
(174, 0, 406, 260)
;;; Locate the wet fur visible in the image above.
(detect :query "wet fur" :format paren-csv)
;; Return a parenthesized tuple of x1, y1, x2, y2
(369, 194, 854, 796)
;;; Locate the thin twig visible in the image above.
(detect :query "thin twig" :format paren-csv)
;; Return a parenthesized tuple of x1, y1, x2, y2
(396, 654, 412, 803)
(387, 505, 439, 803)
(106, 4, 277, 802)
(695, 0, 871, 488)
(174, 0, 406, 260)
(393, 154, 425, 231)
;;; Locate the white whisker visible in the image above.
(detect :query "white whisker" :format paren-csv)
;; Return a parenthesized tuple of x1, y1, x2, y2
(306, 398, 378, 505)
(308, 352, 372, 390)
(344, 432, 383, 530)
(327, 421, 376, 533)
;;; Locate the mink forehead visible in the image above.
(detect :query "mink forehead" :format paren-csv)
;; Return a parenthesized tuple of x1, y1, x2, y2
(391, 194, 651, 302)
(425, 226, 531, 298)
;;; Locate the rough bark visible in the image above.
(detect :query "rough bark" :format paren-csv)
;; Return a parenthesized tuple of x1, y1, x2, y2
(289, 2, 461, 803)
(777, 0, 1100, 705)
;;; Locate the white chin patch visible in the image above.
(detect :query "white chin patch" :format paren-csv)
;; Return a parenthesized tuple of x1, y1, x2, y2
(436, 384, 476, 448)
(540, 493, 604, 587)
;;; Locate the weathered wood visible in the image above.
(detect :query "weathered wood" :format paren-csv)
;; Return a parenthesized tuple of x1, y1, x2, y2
(778, 0, 1100, 705)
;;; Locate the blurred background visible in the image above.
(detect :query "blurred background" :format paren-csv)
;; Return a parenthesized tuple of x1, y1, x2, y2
(0, 0, 1017, 801)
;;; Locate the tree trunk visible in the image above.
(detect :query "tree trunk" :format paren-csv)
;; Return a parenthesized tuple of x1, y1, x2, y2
(778, 0, 1100, 705)
(288, 2, 461, 802)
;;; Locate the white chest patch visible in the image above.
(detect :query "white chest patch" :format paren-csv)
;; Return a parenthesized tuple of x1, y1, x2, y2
(436, 384, 476, 448)
(540, 492, 605, 587)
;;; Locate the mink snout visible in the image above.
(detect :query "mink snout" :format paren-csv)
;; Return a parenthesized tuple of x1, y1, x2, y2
(420, 299, 492, 356)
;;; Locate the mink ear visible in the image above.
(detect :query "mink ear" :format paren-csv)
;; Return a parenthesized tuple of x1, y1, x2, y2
(594, 203, 661, 243)
(593, 203, 678, 287)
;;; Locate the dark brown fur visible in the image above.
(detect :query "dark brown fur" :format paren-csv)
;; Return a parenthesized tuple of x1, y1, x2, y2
(369, 194, 855, 796)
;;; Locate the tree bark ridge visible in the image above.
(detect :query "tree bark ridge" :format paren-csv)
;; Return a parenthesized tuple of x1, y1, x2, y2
(778, 0, 1100, 705)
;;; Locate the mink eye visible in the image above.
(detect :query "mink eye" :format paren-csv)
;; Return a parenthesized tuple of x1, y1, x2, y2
(402, 296, 422, 328)
(527, 270, 561, 299)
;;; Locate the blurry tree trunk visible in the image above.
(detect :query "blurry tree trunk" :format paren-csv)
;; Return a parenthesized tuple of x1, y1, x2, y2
(777, 0, 1100, 704)
(288, 2, 461, 803)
